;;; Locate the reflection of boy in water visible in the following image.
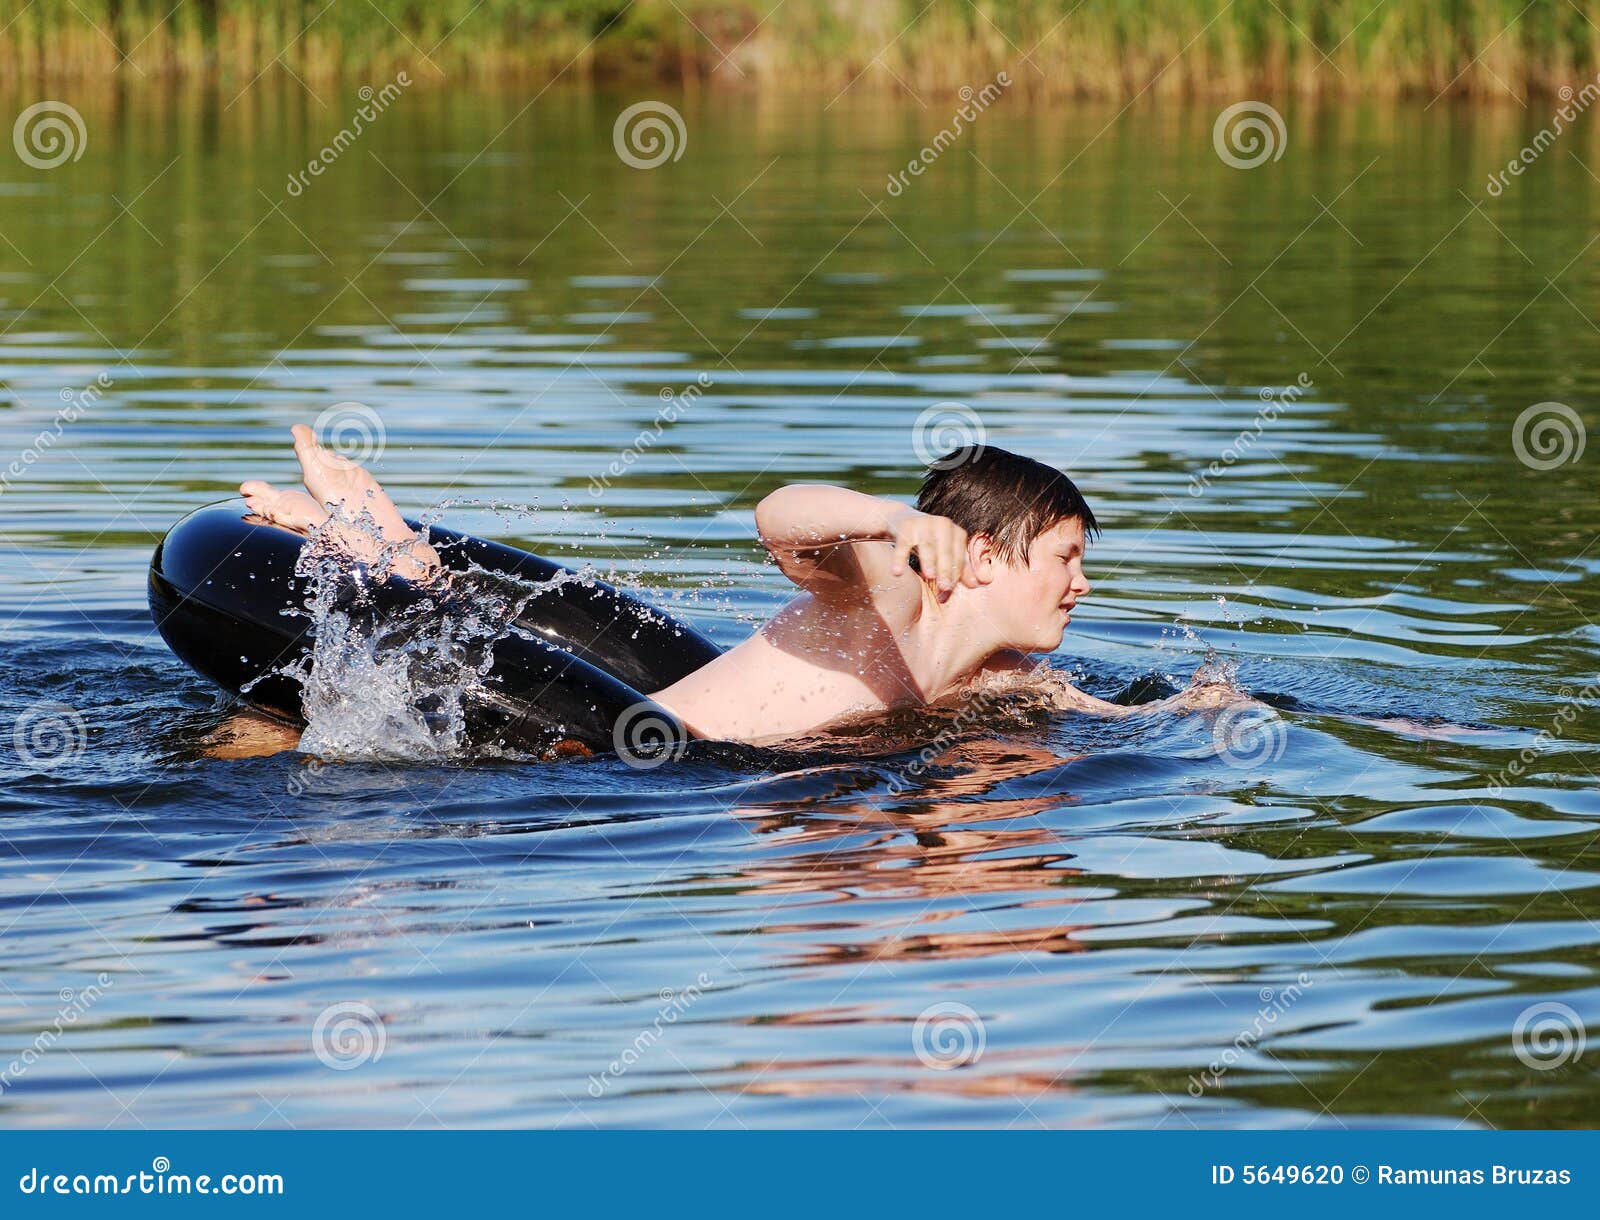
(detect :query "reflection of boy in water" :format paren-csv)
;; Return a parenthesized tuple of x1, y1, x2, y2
(223, 428, 1240, 756)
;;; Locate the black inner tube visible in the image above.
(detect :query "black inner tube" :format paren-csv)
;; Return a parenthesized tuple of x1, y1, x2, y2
(147, 503, 723, 758)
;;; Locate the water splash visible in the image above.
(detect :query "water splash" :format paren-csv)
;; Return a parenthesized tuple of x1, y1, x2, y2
(268, 508, 576, 762)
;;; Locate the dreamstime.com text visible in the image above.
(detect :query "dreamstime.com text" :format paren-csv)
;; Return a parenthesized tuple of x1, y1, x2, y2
(17, 1157, 284, 1197)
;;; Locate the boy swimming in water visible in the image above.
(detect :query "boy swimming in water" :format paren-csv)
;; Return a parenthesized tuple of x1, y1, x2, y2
(229, 424, 1235, 753)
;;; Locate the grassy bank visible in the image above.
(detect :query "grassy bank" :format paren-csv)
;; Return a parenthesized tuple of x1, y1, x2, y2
(3, 0, 1599, 98)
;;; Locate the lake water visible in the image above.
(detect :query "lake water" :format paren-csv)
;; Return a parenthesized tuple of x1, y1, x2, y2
(1, 83, 1597, 1128)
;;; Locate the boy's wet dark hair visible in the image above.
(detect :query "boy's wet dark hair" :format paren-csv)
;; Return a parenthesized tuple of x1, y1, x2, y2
(916, 444, 1099, 563)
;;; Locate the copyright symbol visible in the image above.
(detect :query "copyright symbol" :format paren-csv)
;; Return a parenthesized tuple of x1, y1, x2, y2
(1352, 1165, 1369, 1184)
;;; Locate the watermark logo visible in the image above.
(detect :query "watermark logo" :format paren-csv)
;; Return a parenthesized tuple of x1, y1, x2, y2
(16, 1155, 283, 1196)
(12, 701, 87, 770)
(1512, 1000, 1585, 1071)
(1512, 401, 1585, 470)
(1212, 705, 1288, 768)
(287, 756, 327, 797)
(285, 72, 412, 198)
(0, 974, 112, 1095)
(1487, 677, 1598, 797)
(587, 974, 711, 1097)
(1188, 974, 1313, 1095)
(913, 1001, 985, 1070)
(0, 372, 113, 501)
(613, 101, 687, 169)
(311, 1000, 386, 1070)
(13, 101, 86, 169)
(912, 402, 986, 469)
(314, 400, 386, 464)
(885, 71, 1011, 197)
(1487, 75, 1600, 196)
(886, 685, 1007, 794)
(612, 701, 688, 770)
(590, 373, 712, 498)
(1212, 101, 1286, 169)
(1189, 373, 1310, 498)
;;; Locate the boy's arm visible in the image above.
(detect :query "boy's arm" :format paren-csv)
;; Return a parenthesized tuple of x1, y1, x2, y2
(979, 651, 1258, 717)
(978, 650, 1135, 716)
(754, 484, 982, 600)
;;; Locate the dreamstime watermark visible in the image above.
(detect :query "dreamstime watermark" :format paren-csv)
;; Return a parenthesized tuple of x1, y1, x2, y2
(586, 973, 712, 1097)
(314, 400, 386, 464)
(912, 401, 987, 469)
(1212, 704, 1288, 769)
(283, 694, 410, 796)
(1487, 74, 1600, 196)
(0, 372, 114, 499)
(287, 755, 329, 797)
(1212, 101, 1287, 169)
(589, 374, 712, 498)
(885, 71, 1011, 197)
(1511, 1000, 1586, 1071)
(13, 100, 86, 169)
(285, 72, 413, 198)
(886, 686, 1005, 794)
(913, 1001, 985, 1070)
(1187, 974, 1313, 1096)
(17, 1157, 283, 1196)
(613, 101, 687, 169)
(311, 1000, 386, 1070)
(1189, 373, 1311, 497)
(1511, 401, 1585, 470)
(0, 976, 112, 1095)
(612, 700, 689, 770)
(11, 700, 88, 770)
(1486, 675, 1599, 797)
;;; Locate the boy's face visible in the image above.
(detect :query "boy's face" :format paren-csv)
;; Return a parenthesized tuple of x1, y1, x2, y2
(982, 516, 1091, 652)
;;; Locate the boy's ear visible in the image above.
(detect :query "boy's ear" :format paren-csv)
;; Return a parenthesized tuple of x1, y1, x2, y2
(967, 531, 997, 582)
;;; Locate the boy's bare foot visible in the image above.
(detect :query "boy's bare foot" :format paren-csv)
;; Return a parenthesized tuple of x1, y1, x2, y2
(240, 480, 329, 533)
(241, 475, 390, 566)
(286, 423, 440, 580)
(238, 423, 439, 580)
(291, 423, 415, 548)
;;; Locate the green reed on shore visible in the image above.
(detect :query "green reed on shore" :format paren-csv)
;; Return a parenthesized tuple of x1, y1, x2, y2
(2, 0, 1598, 97)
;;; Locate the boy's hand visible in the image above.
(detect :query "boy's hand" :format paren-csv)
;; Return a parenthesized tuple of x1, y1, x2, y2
(1166, 665, 1263, 712)
(887, 508, 982, 594)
